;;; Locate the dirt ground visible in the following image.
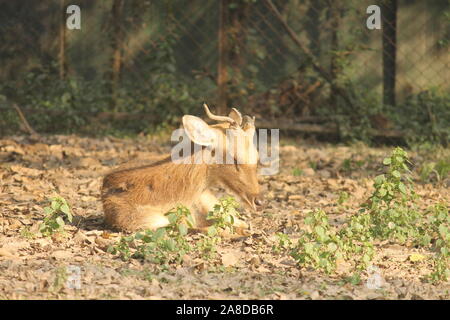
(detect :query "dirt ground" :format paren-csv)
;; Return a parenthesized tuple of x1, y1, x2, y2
(0, 134, 449, 300)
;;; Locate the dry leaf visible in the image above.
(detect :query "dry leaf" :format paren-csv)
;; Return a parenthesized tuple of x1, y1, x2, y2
(409, 253, 426, 262)
(52, 250, 72, 260)
(0, 248, 16, 258)
(220, 249, 244, 267)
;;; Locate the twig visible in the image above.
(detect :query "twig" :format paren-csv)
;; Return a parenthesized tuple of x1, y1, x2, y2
(12, 104, 40, 138)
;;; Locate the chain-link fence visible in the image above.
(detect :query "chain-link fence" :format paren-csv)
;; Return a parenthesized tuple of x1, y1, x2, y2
(0, 0, 449, 140)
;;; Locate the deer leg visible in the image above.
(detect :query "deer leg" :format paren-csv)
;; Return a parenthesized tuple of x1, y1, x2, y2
(195, 190, 249, 230)
(103, 195, 170, 231)
(103, 195, 142, 231)
(194, 190, 217, 228)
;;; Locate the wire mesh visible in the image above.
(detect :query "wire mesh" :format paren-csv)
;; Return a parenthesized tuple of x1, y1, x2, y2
(0, 0, 448, 122)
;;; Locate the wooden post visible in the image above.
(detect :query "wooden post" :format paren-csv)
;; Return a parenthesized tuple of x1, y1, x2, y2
(229, 2, 250, 72)
(329, 0, 341, 106)
(111, 0, 124, 111)
(381, 0, 397, 107)
(229, 1, 251, 107)
(218, 0, 229, 114)
(59, 0, 66, 80)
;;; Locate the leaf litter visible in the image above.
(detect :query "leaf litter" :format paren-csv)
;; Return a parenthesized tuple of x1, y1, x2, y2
(0, 135, 449, 299)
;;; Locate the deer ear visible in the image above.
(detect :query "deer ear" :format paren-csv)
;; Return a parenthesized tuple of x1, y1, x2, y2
(228, 108, 242, 126)
(182, 115, 216, 146)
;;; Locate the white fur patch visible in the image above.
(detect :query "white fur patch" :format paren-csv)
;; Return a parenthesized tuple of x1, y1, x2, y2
(137, 205, 170, 230)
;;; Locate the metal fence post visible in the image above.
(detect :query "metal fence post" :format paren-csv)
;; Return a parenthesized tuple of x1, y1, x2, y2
(382, 0, 397, 107)
(218, 0, 229, 114)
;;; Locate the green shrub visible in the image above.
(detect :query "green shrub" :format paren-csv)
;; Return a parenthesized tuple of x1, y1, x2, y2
(108, 197, 242, 268)
(276, 147, 450, 282)
(395, 89, 450, 146)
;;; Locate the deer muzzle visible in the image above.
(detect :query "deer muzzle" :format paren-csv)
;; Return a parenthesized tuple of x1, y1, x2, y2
(242, 195, 263, 212)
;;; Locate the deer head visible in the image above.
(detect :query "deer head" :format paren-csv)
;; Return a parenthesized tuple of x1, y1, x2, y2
(181, 104, 260, 211)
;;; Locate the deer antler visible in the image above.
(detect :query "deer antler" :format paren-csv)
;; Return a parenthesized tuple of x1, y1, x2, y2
(203, 103, 236, 125)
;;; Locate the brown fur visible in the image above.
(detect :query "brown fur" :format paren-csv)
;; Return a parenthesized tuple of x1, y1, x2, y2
(101, 115, 260, 232)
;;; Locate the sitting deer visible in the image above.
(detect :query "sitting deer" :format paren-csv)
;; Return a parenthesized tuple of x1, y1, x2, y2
(101, 104, 260, 232)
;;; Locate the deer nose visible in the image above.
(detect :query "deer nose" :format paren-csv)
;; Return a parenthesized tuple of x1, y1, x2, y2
(254, 197, 263, 206)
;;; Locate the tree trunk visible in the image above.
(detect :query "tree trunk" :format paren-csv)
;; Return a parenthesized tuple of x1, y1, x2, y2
(229, 2, 250, 72)
(228, 1, 251, 107)
(58, 0, 66, 80)
(218, 0, 229, 114)
(111, 0, 125, 111)
(329, 0, 341, 106)
(381, 0, 397, 107)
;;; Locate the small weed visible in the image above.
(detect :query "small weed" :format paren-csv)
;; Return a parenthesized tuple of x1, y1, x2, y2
(420, 159, 450, 183)
(309, 161, 318, 170)
(50, 267, 68, 294)
(120, 268, 154, 282)
(357, 147, 423, 244)
(196, 235, 220, 260)
(20, 227, 37, 239)
(206, 197, 241, 236)
(288, 209, 374, 274)
(337, 191, 349, 205)
(39, 196, 73, 236)
(290, 209, 343, 274)
(342, 273, 362, 286)
(292, 168, 303, 176)
(273, 232, 292, 254)
(341, 158, 366, 173)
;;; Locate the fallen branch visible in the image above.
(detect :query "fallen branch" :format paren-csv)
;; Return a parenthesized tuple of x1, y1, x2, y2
(12, 104, 40, 138)
(256, 119, 403, 138)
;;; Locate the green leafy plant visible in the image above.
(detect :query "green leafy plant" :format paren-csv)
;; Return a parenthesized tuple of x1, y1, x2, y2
(395, 89, 450, 146)
(50, 266, 68, 294)
(195, 234, 221, 260)
(39, 196, 73, 236)
(360, 148, 449, 281)
(206, 197, 241, 236)
(286, 209, 374, 274)
(108, 197, 242, 267)
(369, 147, 414, 207)
(337, 191, 349, 205)
(361, 147, 422, 243)
(273, 232, 292, 254)
(108, 236, 134, 261)
(290, 209, 344, 274)
(276, 147, 449, 281)
(424, 203, 450, 282)
(292, 168, 303, 176)
(108, 205, 194, 266)
(420, 160, 450, 183)
(20, 226, 37, 239)
(341, 158, 366, 173)
(195, 197, 243, 260)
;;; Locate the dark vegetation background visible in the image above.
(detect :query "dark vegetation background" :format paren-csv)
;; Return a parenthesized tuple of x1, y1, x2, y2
(0, 0, 448, 145)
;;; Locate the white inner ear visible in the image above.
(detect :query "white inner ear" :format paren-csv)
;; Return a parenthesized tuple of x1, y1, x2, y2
(229, 108, 242, 126)
(182, 115, 216, 146)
